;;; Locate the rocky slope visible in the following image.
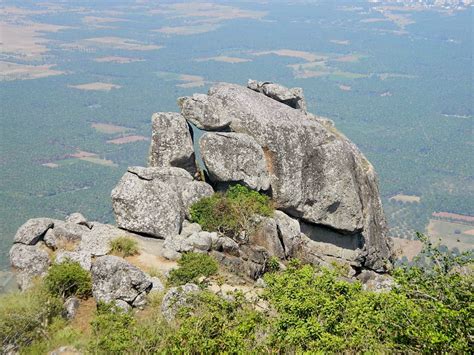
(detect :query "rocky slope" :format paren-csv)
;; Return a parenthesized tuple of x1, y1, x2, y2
(9, 80, 393, 311)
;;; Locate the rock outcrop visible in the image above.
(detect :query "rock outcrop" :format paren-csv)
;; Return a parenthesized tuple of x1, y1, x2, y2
(149, 112, 196, 175)
(200, 132, 270, 191)
(247, 79, 307, 111)
(91, 255, 152, 310)
(178, 82, 392, 271)
(111, 167, 213, 238)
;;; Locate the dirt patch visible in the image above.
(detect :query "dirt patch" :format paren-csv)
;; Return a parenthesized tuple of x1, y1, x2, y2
(252, 49, 324, 62)
(0, 20, 70, 61)
(389, 194, 421, 203)
(82, 16, 128, 29)
(330, 39, 350, 45)
(391, 237, 423, 261)
(432, 212, 474, 224)
(334, 54, 360, 63)
(65, 37, 163, 51)
(42, 162, 59, 168)
(91, 122, 133, 134)
(339, 85, 352, 91)
(195, 56, 251, 64)
(68, 82, 121, 91)
(106, 135, 149, 145)
(0, 61, 65, 81)
(176, 74, 206, 88)
(70, 150, 97, 159)
(79, 156, 117, 167)
(70, 298, 96, 336)
(377, 73, 417, 80)
(154, 24, 219, 36)
(464, 229, 474, 236)
(93, 56, 144, 64)
(426, 219, 474, 251)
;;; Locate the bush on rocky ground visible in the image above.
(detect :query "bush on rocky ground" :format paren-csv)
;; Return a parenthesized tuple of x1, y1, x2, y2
(167, 252, 218, 286)
(44, 260, 92, 299)
(109, 236, 139, 257)
(190, 184, 273, 238)
(0, 285, 63, 351)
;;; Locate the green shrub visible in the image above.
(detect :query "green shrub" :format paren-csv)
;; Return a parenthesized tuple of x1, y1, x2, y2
(263, 235, 473, 353)
(168, 252, 218, 286)
(163, 291, 267, 353)
(190, 184, 273, 237)
(44, 260, 92, 299)
(110, 236, 139, 257)
(0, 286, 63, 350)
(22, 318, 86, 354)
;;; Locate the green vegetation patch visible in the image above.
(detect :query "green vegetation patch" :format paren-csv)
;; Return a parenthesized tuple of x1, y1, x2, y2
(44, 260, 92, 299)
(190, 184, 273, 238)
(168, 252, 218, 286)
(110, 236, 139, 257)
(0, 286, 63, 350)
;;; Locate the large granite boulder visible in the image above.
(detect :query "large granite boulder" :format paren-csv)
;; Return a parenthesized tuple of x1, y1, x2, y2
(200, 132, 271, 191)
(91, 255, 152, 309)
(247, 79, 307, 111)
(9, 243, 50, 290)
(179, 83, 392, 271)
(149, 112, 196, 175)
(111, 166, 213, 238)
(13, 218, 54, 245)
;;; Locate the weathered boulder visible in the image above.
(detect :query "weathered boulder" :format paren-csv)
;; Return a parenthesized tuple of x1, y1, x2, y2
(200, 132, 271, 191)
(9, 243, 50, 290)
(161, 283, 200, 321)
(91, 255, 152, 308)
(178, 94, 231, 130)
(13, 218, 54, 245)
(273, 210, 302, 257)
(357, 270, 394, 293)
(112, 167, 213, 238)
(179, 83, 392, 270)
(63, 296, 80, 320)
(55, 250, 92, 271)
(111, 167, 187, 238)
(66, 212, 92, 229)
(78, 222, 131, 256)
(44, 221, 88, 250)
(248, 216, 285, 259)
(149, 112, 196, 175)
(180, 181, 214, 219)
(248, 79, 307, 111)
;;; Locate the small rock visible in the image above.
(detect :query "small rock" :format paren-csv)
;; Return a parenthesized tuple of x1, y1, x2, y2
(255, 278, 267, 288)
(115, 300, 132, 312)
(162, 248, 182, 261)
(44, 222, 88, 250)
(63, 297, 80, 320)
(49, 346, 81, 355)
(149, 276, 165, 293)
(180, 221, 202, 237)
(13, 218, 54, 245)
(357, 270, 394, 293)
(10, 244, 50, 290)
(66, 212, 92, 229)
(161, 283, 200, 321)
(180, 181, 214, 219)
(219, 236, 240, 256)
(187, 231, 212, 251)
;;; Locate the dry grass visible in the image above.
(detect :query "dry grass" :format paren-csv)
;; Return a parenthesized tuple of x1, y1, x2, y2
(391, 237, 423, 261)
(426, 219, 474, 252)
(252, 49, 324, 62)
(389, 194, 421, 203)
(106, 135, 149, 145)
(93, 56, 144, 64)
(78, 156, 117, 167)
(64, 37, 163, 51)
(68, 82, 122, 92)
(0, 61, 65, 81)
(91, 123, 133, 134)
(339, 85, 352, 91)
(70, 298, 96, 336)
(432, 212, 474, 223)
(154, 24, 219, 36)
(330, 39, 350, 45)
(195, 56, 251, 64)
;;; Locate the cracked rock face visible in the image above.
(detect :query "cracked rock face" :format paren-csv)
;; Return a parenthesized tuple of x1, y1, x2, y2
(179, 82, 392, 271)
(149, 112, 196, 175)
(200, 132, 271, 191)
(111, 166, 214, 238)
(91, 255, 152, 308)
